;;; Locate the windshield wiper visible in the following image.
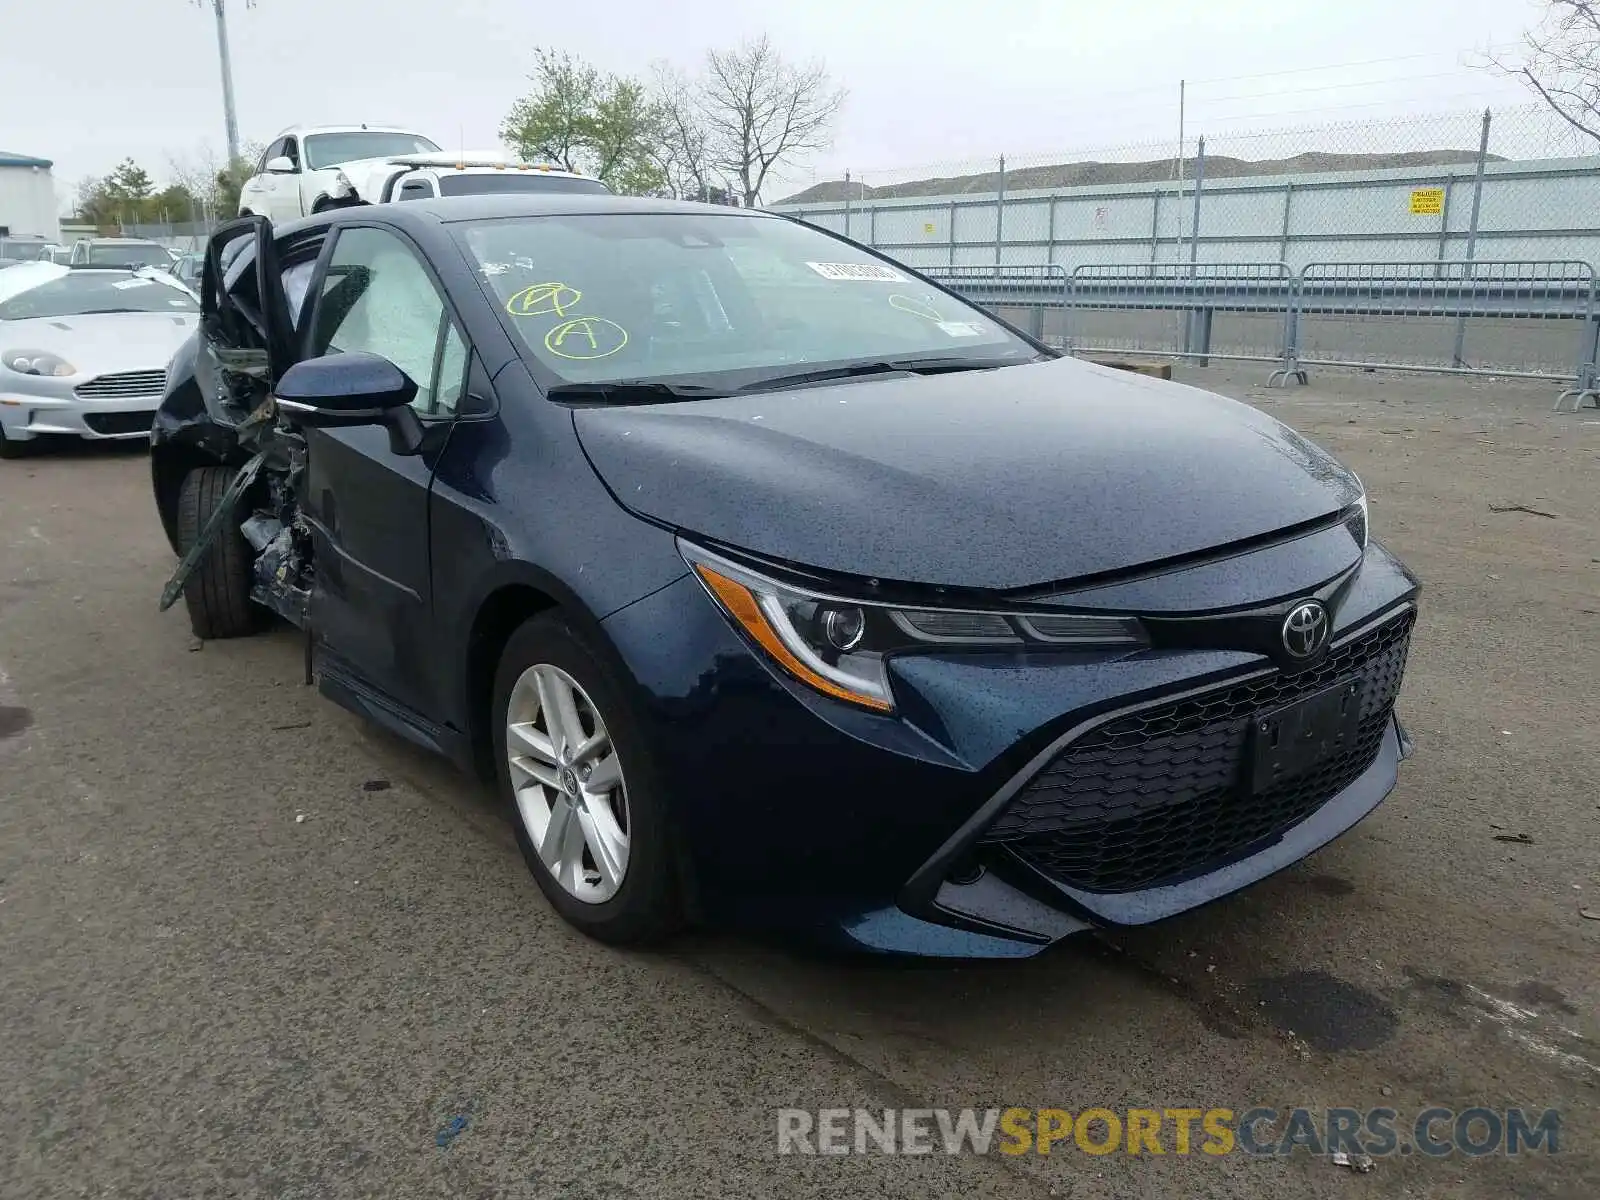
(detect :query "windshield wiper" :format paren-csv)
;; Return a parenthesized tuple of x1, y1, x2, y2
(545, 379, 733, 405)
(733, 355, 1025, 395)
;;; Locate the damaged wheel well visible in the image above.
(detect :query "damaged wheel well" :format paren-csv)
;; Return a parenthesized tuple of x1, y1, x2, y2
(466, 584, 559, 778)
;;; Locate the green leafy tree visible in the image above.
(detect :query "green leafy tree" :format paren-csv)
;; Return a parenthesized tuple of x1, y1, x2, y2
(149, 183, 200, 223)
(104, 158, 155, 204)
(201, 142, 262, 218)
(501, 49, 596, 173)
(215, 157, 254, 218)
(587, 77, 666, 194)
(501, 49, 665, 194)
(73, 176, 119, 227)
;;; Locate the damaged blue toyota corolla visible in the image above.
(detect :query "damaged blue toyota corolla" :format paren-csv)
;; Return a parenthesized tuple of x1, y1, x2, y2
(151, 195, 1419, 957)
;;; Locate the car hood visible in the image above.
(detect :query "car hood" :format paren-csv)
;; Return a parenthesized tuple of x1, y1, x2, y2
(1, 311, 199, 379)
(330, 156, 404, 196)
(572, 357, 1363, 592)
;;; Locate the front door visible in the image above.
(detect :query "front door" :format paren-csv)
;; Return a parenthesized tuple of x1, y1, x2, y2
(299, 224, 472, 718)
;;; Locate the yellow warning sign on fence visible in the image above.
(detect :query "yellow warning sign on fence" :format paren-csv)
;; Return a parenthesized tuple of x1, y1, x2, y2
(924, 222, 937, 235)
(1409, 187, 1445, 215)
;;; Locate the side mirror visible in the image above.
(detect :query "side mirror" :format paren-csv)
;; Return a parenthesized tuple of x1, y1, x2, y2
(274, 352, 424, 454)
(265, 156, 296, 174)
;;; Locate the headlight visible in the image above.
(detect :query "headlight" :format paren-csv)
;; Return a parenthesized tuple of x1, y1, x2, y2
(680, 541, 1145, 714)
(3, 349, 75, 377)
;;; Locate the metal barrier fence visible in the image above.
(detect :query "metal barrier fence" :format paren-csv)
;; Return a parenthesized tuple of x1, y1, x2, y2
(917, 264, 1069, 344)
(921, 259, 1600, 410)
(1293, 261, 1598, 404)
(1064, 262, 1298, 372)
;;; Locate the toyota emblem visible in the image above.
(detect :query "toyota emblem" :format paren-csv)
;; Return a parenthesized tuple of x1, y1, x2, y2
(1281, 600, 1330, 659)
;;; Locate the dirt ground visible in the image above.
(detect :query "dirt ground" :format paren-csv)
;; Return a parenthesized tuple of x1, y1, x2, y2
(0, 365, 1595, 1199)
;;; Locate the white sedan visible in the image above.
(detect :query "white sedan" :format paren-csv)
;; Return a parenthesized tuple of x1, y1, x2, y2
(0, 264, 199, 456)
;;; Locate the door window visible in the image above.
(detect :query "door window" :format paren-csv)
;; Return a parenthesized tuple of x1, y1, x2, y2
(435, 322, 468, 416)
(311, 226, 467, 418)
(282, 137, 301, 170)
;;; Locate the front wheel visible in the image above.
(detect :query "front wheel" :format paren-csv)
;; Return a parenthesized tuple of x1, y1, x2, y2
(492, 613, 682, 944)
(0, 428, 30, 459)
(175, 466, 266, 639)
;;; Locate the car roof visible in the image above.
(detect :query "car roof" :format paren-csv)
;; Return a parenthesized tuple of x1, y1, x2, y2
(267, 192, 772, 247)
(274, 124, 427, 138)
(374, 192, 767, 225)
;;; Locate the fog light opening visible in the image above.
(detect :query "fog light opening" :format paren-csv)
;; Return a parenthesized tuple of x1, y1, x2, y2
(945, 855, 985, 887)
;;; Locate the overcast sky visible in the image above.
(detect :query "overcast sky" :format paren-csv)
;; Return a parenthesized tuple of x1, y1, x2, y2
(4, 0, 1543, 207)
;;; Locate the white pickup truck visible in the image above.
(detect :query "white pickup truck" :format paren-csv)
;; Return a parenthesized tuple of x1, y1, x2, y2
(330, 152, 610, 205)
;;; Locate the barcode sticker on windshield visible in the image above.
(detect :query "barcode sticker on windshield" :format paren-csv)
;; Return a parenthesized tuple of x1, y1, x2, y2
(938, 321, 984, 338)
(805, 261, 905, 283)
(111, 278, 154, 290)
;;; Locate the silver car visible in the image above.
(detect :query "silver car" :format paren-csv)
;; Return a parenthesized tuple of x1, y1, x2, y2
(0, 263, 199, 457)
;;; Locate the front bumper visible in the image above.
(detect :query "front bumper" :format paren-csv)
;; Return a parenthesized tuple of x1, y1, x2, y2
(600, 539, 1420, 958)
(1, 389, 158, 442)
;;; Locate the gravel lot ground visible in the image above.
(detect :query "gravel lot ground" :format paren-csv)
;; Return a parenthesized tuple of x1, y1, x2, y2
(0, 365, 1595, 1199)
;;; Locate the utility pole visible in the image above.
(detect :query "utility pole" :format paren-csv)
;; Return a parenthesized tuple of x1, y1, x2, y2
(197, 0, 251, 166)
(1173, 79, 1186, 260)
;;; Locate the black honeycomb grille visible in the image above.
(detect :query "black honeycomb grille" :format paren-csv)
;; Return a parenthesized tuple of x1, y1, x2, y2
(980, 609, 1414, 894)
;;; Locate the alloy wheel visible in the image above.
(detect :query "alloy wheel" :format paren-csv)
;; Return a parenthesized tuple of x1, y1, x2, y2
(505, 663, 631, 903)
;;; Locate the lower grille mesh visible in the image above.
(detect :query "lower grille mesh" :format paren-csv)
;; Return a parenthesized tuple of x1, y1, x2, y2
(980, 610, 1415, 893)
(83, 410, 155, 436)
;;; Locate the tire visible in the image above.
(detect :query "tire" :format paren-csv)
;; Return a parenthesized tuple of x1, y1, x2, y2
(492, 613, 682, 945)
(175, 465, 265, 640)
(0, 429, 28, 459)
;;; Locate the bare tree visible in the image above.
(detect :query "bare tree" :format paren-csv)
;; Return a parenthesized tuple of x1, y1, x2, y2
(649, 61, 717, 201)
(699, 35, 845, 206)
(167, 145, 225, 217)
(1489, 0, 1600, 143)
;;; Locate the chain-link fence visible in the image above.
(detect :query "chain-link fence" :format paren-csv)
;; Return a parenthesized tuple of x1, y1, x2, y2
(777, 104, 1600, 271)
(775, 103, 1600, 399)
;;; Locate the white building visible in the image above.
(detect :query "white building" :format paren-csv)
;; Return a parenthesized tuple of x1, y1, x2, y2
(0, 152, 60, 241)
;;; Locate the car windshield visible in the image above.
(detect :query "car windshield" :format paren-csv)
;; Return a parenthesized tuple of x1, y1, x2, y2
(0, 267, 198, 319)
(457, 212, 1035, 392)
(438, 173, 609, 197)
(0, 239, 46, 262)
(305, 132, 440, 169)
(86, 242, 173, 267)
